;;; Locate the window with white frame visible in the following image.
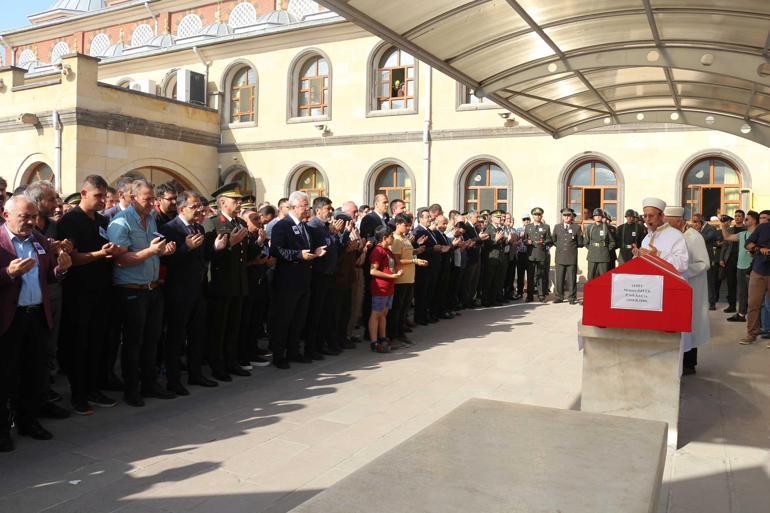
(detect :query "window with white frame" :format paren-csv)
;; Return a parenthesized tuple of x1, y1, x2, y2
(229, 2, 258, 28)
(89, 34, 111, 57)
(374, 47, 415, 111)
(229, 66, 257, 123)
(50, 42, 70, 65)
(131, 24, 154, 47)
(177, 14, 203, 39)
(297, 55, 329, 118)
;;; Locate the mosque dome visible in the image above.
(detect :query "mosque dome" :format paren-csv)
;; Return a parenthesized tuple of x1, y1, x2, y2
(102, 41, 125, 58)
(46, 0, 105, 12)
(199, 21, 233, 38)
(147, 33, 175, 48)
(257, 9, 300, 26)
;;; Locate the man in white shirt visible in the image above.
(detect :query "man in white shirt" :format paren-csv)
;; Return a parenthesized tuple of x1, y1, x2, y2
(665, 206, 710, 375)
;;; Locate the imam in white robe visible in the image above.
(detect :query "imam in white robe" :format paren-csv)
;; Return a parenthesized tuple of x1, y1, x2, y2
(682, 227, 711, 352)
(641, 223, 689, 276)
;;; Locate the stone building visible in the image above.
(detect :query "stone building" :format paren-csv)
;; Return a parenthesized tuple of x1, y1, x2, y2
(1, 0, 768, 221)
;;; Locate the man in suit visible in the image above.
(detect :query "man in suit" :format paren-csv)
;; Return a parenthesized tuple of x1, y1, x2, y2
(270, 191, 326, 368)
(306, 197, 349, 358)
(584, 208, 616, 280)
(432, 215, 456, 318)
(160, 190, 218, 394)
(359, 194, 390, 336)
(203, 183, 254, 380)
(458, 210, 488, 308)
(413, 207, 441, 323)
(0, 195, 71, 452)
(616, 209, 646, 265)
(482, 211, 508, 306)
(523, 207, 553, 302)
(552, 208, 583, 304)
(692, 212, 720, 310)
(719, 210, 746, 313)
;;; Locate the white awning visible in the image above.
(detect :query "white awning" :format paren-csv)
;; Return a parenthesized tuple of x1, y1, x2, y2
(318, 0, 770, 146)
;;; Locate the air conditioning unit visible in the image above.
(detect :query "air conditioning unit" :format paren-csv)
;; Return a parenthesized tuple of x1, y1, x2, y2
(177, 69, 206, 105)
(130, 79, 156, 94)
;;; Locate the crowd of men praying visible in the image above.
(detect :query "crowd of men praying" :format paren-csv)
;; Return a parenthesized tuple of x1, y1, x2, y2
(0, 174, 769, 453)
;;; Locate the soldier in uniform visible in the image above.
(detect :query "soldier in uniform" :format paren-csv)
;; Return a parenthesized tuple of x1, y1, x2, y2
(584, 208, 616, 280)
(616, 209, 646, 265)
(203, 183, 256, 381)
(524, 207, 552, 302)
(552, 208, 583, 304)
(481, 210, 507, 306)
(604, 212, 618, 270)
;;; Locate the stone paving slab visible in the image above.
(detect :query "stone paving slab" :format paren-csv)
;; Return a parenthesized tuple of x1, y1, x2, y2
(0, 301, 767, 513)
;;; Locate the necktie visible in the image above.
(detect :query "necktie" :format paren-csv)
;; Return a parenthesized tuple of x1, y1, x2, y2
(299, 222, 310, 247)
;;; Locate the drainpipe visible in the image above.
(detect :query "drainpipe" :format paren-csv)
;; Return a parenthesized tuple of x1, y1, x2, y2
(53, 111, 62, 194)
(422, 65, 432, 208)
(144, 1, 159, 34)
(192, 46, 209, 106)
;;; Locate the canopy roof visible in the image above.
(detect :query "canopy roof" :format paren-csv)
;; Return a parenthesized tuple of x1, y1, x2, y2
(317, 0, 770, 146)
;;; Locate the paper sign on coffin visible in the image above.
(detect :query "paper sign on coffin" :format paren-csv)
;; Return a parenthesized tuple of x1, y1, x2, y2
(582, 254, 692, 332)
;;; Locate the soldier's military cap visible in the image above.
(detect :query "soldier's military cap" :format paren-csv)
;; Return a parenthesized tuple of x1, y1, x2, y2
(241, 194, 256, 205)
(207, 197, 219, 207)
(625, 209, 635, 217)
(64, 192, 81, 205)
(521, 212, 531, 220)
(604, 213, 613, 222)
(592, 208, 604, 217)
(212, 182, 243, 199)
(531, 207, 544, 215)
(480, 209, 491, 216)
(240, 201, 256, 210)
(490, 210, 503, 217)
(560, 207, 574, 215)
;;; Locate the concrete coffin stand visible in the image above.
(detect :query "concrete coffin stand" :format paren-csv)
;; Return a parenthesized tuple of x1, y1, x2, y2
(290, 399, 667, 513)
(578, 323, 681, 447)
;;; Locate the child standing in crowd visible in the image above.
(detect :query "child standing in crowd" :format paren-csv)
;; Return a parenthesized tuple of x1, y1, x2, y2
(369, 225, 402, 353)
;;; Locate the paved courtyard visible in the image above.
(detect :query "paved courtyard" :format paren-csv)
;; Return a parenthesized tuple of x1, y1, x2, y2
(0, 302, 767, 513)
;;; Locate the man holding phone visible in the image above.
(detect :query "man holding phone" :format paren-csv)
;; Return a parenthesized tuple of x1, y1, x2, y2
(107, 179, 176, 407)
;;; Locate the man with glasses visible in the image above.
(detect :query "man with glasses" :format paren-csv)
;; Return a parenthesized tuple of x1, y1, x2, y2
(160, 191, 218, 393)
(152, 182, 178, 228)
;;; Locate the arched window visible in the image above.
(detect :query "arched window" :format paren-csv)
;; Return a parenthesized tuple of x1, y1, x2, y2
(683, 157, 741, 220)
(229, 2, 258, 28)
(567, 160, 618, 222)
(229, 66, 257, 123)
(375, 165, 412, 211)
(89, 34, 111, 57)
(162, 69, 178, 100)
(464, 162, 509, 212)
(25, 163, 54, 186)
(295, 167, 326, 201)
(131, 24, 154, 47)
(297, 55, 329, 118)
(17, 49, 36, 68)
(375, 47, 415, 111)
(177, 14, 203, 39)
(50, 42, 70, 65)
(227, 170, 255, 197)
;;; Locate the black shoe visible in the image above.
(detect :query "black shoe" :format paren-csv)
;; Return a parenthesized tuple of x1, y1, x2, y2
(554, 298, 564, 304)
(709, 305, 716, 311)
(526, 297, 534, 302)
(167, 383, 190, 396)
(123, 393, 145, 408)
(250, 356, 272, 367)
(428, 317, 439, 323)
(189, 375, 218, 387)
(47, 388, 62, 403)
(212, 371, 232, 382)
(682, 367, 696, 376)
(438, 313, 453, 320)
(0, 432, 13, 452)
(141, 386, 176, 400)
(321, 348, 340, 356)
(569, 299, 578, 305)
(289, 355, 313, 364)
(39, 402, 70, 419)
(71, 399, 94, 416)
(17, 420, 53, 440)
(726, 314, 746, 322)
(226, 366, 251, 377)
(762, 333, 770, 340)
(273, 359, 290, 369)
(513, 294, 522, 300)
(103, 373, 125, 392)
(87, 391, 118, 408)
(539, 296, 546, 303)
(723, 306, 736, 313)
(309, 352, 326, 361)
(253, 347, 272, 357)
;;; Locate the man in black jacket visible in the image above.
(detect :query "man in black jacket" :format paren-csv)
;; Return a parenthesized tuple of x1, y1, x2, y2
(270, 191, 326, 368)
(160, 191, 218, 393)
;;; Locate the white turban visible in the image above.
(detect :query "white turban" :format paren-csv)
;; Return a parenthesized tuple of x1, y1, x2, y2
(664, 206, 685, 217)
(642, 197, 666, 212)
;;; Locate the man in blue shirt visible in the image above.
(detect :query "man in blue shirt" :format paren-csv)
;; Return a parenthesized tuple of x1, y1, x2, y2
(742, 215, 770, 345)
(108, 179, 176, 406)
